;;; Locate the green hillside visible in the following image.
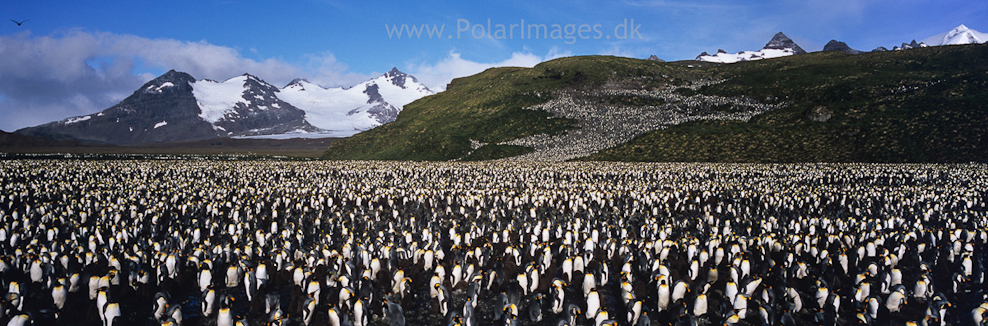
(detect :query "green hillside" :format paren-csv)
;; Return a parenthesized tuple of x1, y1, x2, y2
(325, 45, 988, 162)
(322, 56, 706, 160)
(587, 45, 988, 162)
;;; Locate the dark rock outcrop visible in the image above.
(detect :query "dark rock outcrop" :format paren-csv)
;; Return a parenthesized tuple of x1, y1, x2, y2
(347, 83, 401, 125)
(806, 106, 833, 122)
(894, 40, 927, 50)
(823, 40, 862, 54)
(764, 32, 807, 54)
(210, 74, 315, 136)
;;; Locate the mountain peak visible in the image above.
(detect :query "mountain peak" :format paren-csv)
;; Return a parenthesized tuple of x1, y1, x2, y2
(895, 40, 928, 50)
(941, 24, 984, 45)
(385, 67, 405, 76)
(764, 32, 806, 54)
(823, 40, 862, 55)
(236, 73, 280, 92)
(284, 78, 311, 89)
(154, 69, 195, 82)
(140, 70, 196, 95)
(380, 67, 427, 91)
(383, 67, 409, 87)
(240, 72, 272, 83)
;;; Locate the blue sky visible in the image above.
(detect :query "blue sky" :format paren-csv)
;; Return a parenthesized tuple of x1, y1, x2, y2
(1, 0, 986, 131)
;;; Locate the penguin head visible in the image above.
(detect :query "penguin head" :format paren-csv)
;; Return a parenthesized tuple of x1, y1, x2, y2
(854, 312, 871, 325)
(723, 314, 741, 326)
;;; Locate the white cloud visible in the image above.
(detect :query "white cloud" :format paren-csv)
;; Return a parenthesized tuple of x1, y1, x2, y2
(0, 30, 369, 131)
(406, 49, 568, 92)
(598, 45, 640, 58)
(302, 52, 373, 88)
(100, 33, 306, 84)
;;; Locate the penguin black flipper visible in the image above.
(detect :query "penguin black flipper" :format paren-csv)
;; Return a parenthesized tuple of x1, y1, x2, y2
(780, 309, 797, 326)
(675, 314, 698, 326)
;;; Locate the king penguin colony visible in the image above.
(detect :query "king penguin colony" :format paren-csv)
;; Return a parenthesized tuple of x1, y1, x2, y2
(0, 160, 985, 326)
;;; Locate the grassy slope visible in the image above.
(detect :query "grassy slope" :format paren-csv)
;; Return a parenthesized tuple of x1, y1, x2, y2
(322, 56, 704, 160)
(585, 45, 988, 162)
(325, 45, 988, 162)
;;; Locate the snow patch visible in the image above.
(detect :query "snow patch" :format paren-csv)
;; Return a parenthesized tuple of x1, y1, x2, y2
(697, 48, 796, 64)
(144, 82, 175, 93)
(191, 76, 250, 123)
(235, 130, 351, 139)
(64, 116, 92, 124)
(278, 74, 432, 134)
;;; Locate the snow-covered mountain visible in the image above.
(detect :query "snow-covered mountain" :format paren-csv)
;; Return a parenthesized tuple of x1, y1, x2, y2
(16, 68, 433, 144)
(890, 25, 987, 51)
(927, 24, 987, 46)
(696, 32, 807, 63)
(894, 40, 929, 51)
(277, 68, 433, 137)
(192, 73, 317, 137)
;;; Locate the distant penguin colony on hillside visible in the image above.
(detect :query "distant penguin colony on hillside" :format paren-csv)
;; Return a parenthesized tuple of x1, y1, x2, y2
(0, 160, 986, 326)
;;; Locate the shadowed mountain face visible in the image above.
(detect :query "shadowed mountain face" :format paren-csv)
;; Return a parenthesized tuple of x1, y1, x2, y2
(17, 70, 317, 145)
(823, 40, 863, 55)
(0, 130, 94, 148)
(354, 84, 402, 125)
(17, 70, 222, 145)
(205, 74, 316, 137)
(764, 32, 807, 54)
